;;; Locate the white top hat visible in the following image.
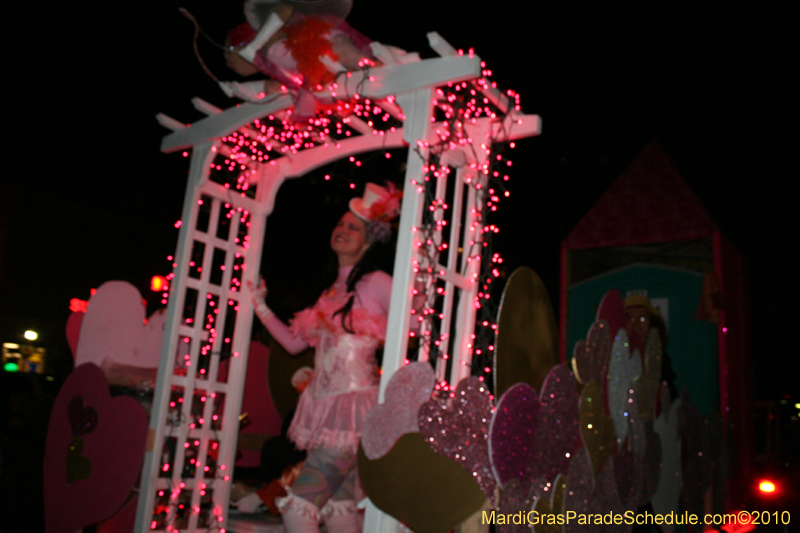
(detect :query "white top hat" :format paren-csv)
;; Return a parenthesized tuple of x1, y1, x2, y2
(349, 183, 402, 222)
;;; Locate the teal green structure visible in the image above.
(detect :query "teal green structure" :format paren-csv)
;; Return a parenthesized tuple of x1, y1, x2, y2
(566, 263, 718, 416)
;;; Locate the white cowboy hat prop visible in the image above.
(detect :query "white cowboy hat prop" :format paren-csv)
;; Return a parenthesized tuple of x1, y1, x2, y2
(244, 0, 353, 30)
(349, 182, 402, 222)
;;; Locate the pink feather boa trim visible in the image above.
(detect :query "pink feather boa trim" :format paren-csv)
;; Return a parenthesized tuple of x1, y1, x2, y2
(289, 297, 387, 347)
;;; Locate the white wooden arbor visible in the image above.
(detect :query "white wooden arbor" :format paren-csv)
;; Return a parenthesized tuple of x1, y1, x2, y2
(136, 33, 540, 533)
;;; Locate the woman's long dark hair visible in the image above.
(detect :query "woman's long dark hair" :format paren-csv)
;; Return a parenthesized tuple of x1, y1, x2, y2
(331, 241, 386, 333)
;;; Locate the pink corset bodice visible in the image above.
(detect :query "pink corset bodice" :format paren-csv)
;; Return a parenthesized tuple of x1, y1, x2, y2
(284, 266, 391, 453)
(308, 331, 380, 398)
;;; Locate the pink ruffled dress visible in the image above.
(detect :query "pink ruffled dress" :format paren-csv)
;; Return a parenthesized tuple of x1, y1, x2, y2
(284, 266, 391, 455)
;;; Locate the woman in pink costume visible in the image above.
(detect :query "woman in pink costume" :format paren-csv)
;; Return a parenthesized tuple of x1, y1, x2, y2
(247, 183, 400, 533)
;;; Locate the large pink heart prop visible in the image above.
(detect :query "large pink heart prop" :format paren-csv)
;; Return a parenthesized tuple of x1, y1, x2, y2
(572, 320, 611, 385)
(75, 281, 166, 369)
(531, 365, 582, 483)
(489, 382, 540, 488)
(44, 364, 148, 533)
(488, 365, 582, 497)
(362, 362, 435, 460)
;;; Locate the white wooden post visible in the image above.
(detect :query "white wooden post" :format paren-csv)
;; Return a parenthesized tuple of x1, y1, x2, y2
(433, 163, 469, 382)
(363, 87, 434, 533)
(450, 121, 490, 385)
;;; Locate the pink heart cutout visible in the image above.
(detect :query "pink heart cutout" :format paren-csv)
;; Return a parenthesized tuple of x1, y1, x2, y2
(531, 365, 582, 482)
(361, 362, 435, 460)
(75, 281, 166, 369)
(489, 366, 582, 493)
(489, 382, 539, 488)
(44, 363, 148, 533)
(419, 376, 496, 503)
(572, 319, 612, 385)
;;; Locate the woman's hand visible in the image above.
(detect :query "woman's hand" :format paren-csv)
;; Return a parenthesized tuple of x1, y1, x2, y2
(247, 277, 268, 308)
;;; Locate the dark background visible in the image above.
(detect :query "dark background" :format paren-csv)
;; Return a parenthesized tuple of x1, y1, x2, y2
(1, 1, 795, 529)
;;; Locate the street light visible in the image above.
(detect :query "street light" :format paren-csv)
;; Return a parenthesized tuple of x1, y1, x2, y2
(24, 330, 38, 341)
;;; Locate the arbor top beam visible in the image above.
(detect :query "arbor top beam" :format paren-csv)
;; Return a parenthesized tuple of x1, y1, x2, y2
(160, 55, 482, 154)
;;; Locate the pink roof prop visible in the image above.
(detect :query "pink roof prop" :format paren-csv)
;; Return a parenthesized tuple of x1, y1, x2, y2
(563, 140, 717, 250)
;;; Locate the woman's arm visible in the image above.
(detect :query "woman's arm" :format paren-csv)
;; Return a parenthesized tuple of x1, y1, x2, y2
(254, 305, 309, 355)
(249, 279, 309, 355)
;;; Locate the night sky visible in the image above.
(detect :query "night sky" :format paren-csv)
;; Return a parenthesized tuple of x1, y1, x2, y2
(3, 1, 794, 400)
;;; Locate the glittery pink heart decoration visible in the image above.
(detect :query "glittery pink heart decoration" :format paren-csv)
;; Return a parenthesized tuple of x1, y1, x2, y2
(563, 447, 592, 533)
(572, 320, 611, 386)
(489, 382, 539, 488)
(531, 365, 582, 483)
(419, 376, 496, 503)
(489, 366, 582, 494)
(564, 447, 628, 533)
(497, 478, 534, 533)
(362, 362, 435, 460)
